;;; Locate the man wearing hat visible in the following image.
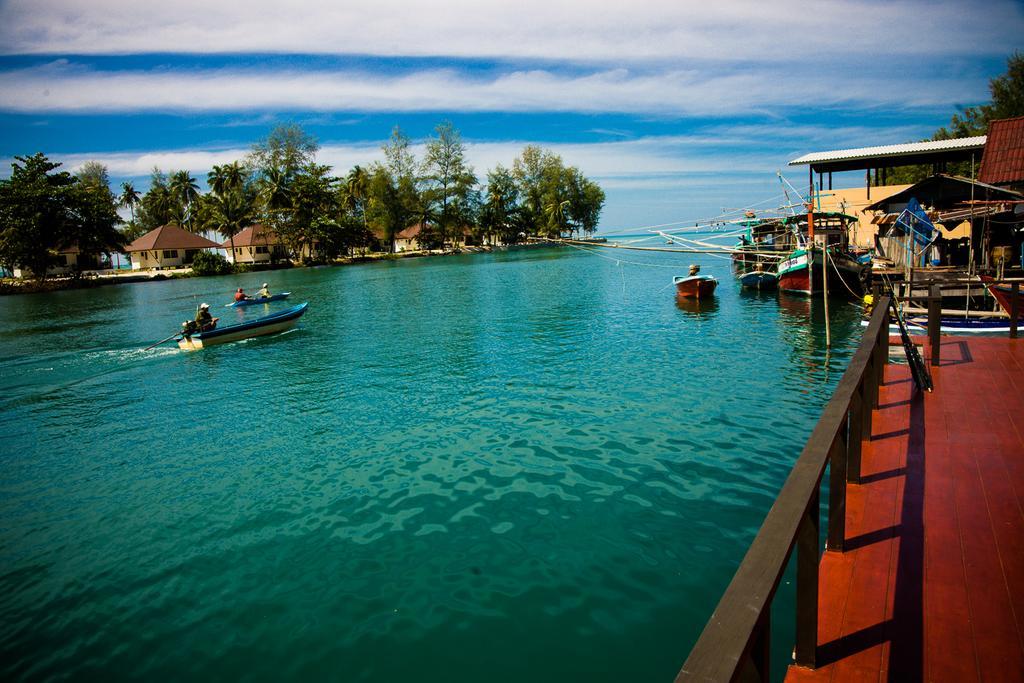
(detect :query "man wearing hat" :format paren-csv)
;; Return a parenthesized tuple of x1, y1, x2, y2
(257, 282, 271, 299)
(194, 303, 217, 331)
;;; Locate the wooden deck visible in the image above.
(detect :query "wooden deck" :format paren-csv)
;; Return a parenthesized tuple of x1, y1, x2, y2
(785, 336, 1024, 682)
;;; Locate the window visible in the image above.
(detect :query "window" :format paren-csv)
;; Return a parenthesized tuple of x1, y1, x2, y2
(184, 249, 199, 264)
(162, 250, 178, 259)
(255, 246, 268, 254)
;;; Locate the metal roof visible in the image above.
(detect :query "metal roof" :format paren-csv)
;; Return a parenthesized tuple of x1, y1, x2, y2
(979, 116, 1024, 185)
(789, 136, 987, 168)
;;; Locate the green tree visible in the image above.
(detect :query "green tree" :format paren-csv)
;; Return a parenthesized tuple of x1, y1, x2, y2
(68, 166, 124, 270)
(136, 169, 181, 230)
(480, 165, 524, 245)
(169, 170, 201, 232)
(0, 154, 121, 280)
(207, 162, 251, 261)
(248, 123, 319, 178)
(290, 163, 340, 260)
(421, 121, 478, 249)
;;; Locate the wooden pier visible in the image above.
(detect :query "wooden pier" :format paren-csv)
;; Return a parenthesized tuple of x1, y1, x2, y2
(784, 335, 1024, 681)
(679, 300, 1024, 682)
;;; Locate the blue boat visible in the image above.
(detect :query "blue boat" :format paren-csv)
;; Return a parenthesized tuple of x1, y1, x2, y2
(179, 303, 308, 350)
(739, 269, 778, 290)
(861, 315, 1012, 335)
(225, 292, 291, 307)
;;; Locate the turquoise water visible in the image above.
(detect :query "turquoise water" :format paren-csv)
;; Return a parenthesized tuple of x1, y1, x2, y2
(0, 248, 863, 681)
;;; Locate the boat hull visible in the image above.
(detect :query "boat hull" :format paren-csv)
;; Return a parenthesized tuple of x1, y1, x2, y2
(674, 275, 718, 299)
(981, 277, 1024, 319)
(179, 302, 308, 350)
(739, 270, 778, 290)
(226, 292, 291, 308)
(861, 316, 1013, 335)
(778, 248, 864, 297)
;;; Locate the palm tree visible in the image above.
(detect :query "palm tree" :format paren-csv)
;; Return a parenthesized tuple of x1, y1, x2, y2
(545, 199, 571, 238)
(118, 181, 141, 223)
(169, 170, 201, 232)
(209, 190, 254, 264)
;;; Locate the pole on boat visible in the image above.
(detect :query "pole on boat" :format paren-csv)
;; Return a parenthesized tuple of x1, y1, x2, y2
(143, 332, 180, 351)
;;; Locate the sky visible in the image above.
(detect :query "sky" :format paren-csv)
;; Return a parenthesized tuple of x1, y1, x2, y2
(0, 0, 1021, 233)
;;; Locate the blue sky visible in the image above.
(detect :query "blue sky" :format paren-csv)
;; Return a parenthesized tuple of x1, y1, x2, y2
(1, 0, 1022, 233)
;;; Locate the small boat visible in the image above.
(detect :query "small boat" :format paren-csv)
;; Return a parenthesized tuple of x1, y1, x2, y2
(739, 269, 778, 290)
(980, 276, 1024, 319)
(673, 275, 718, 299)
(225, 292, 291, 307)
(860, 315, 1013, 335)
(178, 303, 308, 350)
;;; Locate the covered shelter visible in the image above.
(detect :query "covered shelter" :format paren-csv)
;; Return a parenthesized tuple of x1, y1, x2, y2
(788, 136, 987, 199)
(220, 224, 286, 264)
(125, 224, 220, 270)
(864, 175, 1023, 270)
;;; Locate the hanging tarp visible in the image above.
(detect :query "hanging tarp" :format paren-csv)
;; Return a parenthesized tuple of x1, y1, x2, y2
(894, 197, 935, 246)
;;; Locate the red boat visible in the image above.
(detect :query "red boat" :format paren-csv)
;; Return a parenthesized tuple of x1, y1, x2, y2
(673, 275, 718, 299)
(981, 276, 1024, 319)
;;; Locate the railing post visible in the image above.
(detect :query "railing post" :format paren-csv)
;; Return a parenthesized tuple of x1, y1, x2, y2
(827, 434, 847, 552)
(880, 305, 890, 374)
(928, 284, 941, 365)
(738, 609, 772, 682)
(1012, 283, 1019, 340)
(795, 490, 819, 667)
(848, 384, 864, 485)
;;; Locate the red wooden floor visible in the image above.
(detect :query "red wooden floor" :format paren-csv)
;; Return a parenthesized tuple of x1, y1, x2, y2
(785, 336, 1024, 683)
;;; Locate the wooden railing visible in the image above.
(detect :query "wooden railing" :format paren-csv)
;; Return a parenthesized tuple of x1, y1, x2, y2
(676, 297, 891, 682)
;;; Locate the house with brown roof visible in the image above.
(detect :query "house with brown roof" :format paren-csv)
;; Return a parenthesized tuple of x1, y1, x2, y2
(395, 223, 424, 252)
(124, 224, 221, 270)
(219, 224, 287, 264)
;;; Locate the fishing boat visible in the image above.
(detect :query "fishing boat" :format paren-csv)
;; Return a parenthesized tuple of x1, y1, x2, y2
(178, 303, 308, 350)
(674, 265, 718, 299)
(776, 212, 867, 297)
(225, 292, 291, 307)
(980, 276, 1024, 319)
(738, 269, 778, 290)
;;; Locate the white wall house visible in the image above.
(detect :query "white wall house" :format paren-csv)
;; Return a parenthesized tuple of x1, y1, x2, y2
(221, 225, 287, 264)
(124, 224, 220, 270)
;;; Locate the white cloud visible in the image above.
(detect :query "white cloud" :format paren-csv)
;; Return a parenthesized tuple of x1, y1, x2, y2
(0, 0, 1020, 63)
(0, 60, 990, 116)
(37, 123, 921, 187)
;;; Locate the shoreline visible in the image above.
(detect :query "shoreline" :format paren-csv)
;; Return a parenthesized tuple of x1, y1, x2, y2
(0, 243, 556, 297)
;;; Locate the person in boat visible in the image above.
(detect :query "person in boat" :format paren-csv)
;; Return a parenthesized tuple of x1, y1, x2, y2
(194, 303, 217, 331)
(257, 282, 271, 299)
(234, 287, 251, 302)
(688, 264, 701, 277)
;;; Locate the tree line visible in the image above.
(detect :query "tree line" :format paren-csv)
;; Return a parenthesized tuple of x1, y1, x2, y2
(1, 121, 605, 279)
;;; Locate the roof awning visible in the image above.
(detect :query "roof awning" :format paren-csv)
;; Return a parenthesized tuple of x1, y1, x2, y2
(789, 136, 987, 174)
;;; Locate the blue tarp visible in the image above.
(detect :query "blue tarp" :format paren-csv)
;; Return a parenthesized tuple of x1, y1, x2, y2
(895, 197, 935, 246)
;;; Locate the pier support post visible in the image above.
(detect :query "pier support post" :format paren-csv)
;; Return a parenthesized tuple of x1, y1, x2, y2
(795, 490, 819, 667)
(1012, 283, 1019, 340)
(928, 285, 941, 365)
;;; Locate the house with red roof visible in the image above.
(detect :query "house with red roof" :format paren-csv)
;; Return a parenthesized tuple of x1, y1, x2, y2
(219, 224, 287, 264)
(124, 224, 220, 270)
